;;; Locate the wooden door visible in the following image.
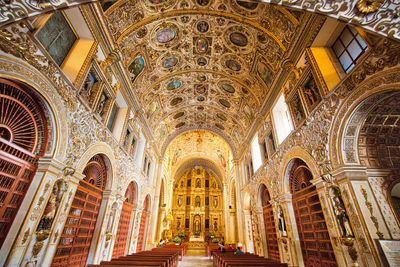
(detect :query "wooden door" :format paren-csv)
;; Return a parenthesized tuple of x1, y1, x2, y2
(261, 186, 280, 262)
(112, 201, 133, 258)
(0, 79, 47, 248)
(52, 155, 107, 267)
(136, 209, 147, 252)
(290, 160, 337, 267)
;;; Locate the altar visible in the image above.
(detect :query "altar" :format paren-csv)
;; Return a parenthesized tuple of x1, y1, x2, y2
(189, 235, 204, 242)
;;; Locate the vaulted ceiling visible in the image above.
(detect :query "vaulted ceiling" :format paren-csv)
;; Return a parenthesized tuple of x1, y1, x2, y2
(104, 0, 304, 155)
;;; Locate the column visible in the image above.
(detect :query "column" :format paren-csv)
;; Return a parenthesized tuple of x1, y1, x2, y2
(233, 161, 245, 244)
(148, 160, 163, 247)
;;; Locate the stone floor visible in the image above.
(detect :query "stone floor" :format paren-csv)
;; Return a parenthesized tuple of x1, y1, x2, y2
(179, 249, 213, 267)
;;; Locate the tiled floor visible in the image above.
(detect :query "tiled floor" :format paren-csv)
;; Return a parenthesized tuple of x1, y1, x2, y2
(179, 249, 213, 267)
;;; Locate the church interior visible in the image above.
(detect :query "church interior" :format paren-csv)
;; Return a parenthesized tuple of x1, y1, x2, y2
(0, 0, 400, 266)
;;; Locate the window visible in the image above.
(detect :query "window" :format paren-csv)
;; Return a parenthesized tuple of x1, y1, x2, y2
(268, 132, 276, 153)
(261, 140, 268, 160)
(332, 26, 368, 73)
(251, 135, 262, 173)
(36, 12, 77, 66)
(272, 93, 294, 144)
(123, 129, 131, 147)
(107, 103, 118, 130)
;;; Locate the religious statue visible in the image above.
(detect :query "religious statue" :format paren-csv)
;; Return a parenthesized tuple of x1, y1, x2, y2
(214, 220, 218, 232)
(213, 197, 218, 208)
(277, 205, 287, 237)
(303, 78, 319, 106)
(177, 197, 182, 207)
(195, 196, 201, 207)
(96, 93, 107, 117)
(329, 187, 354, 237)
(196, 178, 201, 188)
(36, 180, 66, 232)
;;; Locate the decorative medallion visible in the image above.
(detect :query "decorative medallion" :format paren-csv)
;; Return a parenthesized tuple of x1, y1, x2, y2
(170, 97, 183, 106)
(197, 95, 205, 102)
(196, 37, 209, 54)
(173, 111, 185, 119)
(219, 99, 231, 108)
(216, 113, 227, 121)
(136, 27, 148, 39)
(163, 57, 178, 68)
(357, 0, 384, 13)
(197, 106, 204, 110)
(197, 75, 206, 82)
(197, 112, 206, 120)
(230, 32, 248, 47)
(197, 57, 208, 66)
(128, 56, 145, 76)
(236, 0, 258, 10)
(167, 80, 181, 90)
(221, 83, 235, 93)
(195, 84, 206, 94)
(226, 59, 241, 71)
(175, 122, 185, 128)
(157, 29, 176, 43)
(197, 0, 210, 6)
(257, 61, 273, 87)
(197, 21, 209, 33)
(215, 123, 225, 130)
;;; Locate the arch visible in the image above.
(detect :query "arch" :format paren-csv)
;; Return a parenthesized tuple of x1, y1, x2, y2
(289, 158, 337, 266)
(112, 182, 137, 258)
(329, 68, 400, 167)
(137, 194, 151, 252)
(259, 184, 280, 262)
(52, 154, 109, 267)
(280, 147, 320, 194)
(0, 58, 68, 161)
(75, 143, 116, 191)
(0, 78, 49, 248)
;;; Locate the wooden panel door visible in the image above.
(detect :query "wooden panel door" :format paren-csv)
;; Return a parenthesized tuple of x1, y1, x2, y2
(0, 79, 47, 248)
(261, 187, 280, 262)
(52, 180, 103, 267)
(112, 201, 133, 258)
(291, 161, 337, 267)
(136, 209, 147, 252)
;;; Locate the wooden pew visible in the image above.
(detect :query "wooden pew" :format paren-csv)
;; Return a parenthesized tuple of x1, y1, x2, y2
(162, 244, 187, 255)
(213, 251, 288, 267)
(152, 247, 184, 261)
(207, 244, 220, 259)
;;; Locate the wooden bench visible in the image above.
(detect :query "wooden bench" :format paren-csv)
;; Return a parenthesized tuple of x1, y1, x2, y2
(162, 244, 188, 255)
(213, 251, 288, 267)
(207, 244, 220, 259)
(151, 247, 184, 261)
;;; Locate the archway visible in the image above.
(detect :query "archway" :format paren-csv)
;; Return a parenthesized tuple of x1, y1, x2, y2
(289, 158, 336, 267)
(0, 79, 48, 248)
(137, 195, 150, 252)
(259, 184, 280, 262)
(112, 181, 137, 258)
(52, 154, 108, 267)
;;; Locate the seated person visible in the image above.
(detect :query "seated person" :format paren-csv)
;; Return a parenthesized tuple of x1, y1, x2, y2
(217, 242, 226, 253)
(158, 239, 164, 247)
(227, 244, 235, 250)
(234, 247, 244, 254)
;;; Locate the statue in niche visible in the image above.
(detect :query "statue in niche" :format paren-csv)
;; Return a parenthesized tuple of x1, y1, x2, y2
(176, 220, 181, 230)
(180, 180, 184, 188)
(178, 197, 182, 207)
(36, 180, 66, 232)
(96, 93, 108, 117)
(303, 77, 319, 107)
(212, 182, 216, 189)
(329, 186, 354, 237)
(195, 196, 201, 207)
(213, 197, 218, 208)
(193, 216, 201, 232)
(196, 178, 201, 188)
(277, 205, 287, 237)
(214, 220, 218, 232)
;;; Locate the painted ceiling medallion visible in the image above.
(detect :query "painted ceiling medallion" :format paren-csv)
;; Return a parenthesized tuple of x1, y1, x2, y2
(197, 21, 209, 33)
(221, 83, 235, 93)
(216, 113, 227, 121)
(195, 84, 206, 94)
(197, 57, 208, 66)
(163, 56, 178, 68)
(157, 29, 176, 43)
(226, 59, 241, 71)
(197, 0, 210, 6)
(219, 99, 231, 108)
(128, 56, 145, 76)
(167, 80, 181, 90)
(197, 112, 206, 120)
(196, 37, 209, 53)
(173, 111, 185, 119)
(230, 32, 248, 47)
(197, 95, 206, 102)
(197, 106, 204, 110)
(357, 0, 384, 13)
(236, 0, 258, 10)
(175, 122, 185, 128)
(149, 0, 166, 3)
(170, 97, 183, 106)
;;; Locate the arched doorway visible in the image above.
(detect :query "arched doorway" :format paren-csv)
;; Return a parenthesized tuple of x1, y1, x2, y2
(112, 182, 137, 258)
(260, 184, 280, 262)
(289, 158, 336, 266)
(0, 79, 48, 248)
(136, 195, 150, 252)
(52, 154, 108, 267)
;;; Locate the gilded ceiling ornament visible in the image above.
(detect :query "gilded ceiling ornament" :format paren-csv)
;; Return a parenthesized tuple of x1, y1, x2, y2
(356, 0, 384, 13)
